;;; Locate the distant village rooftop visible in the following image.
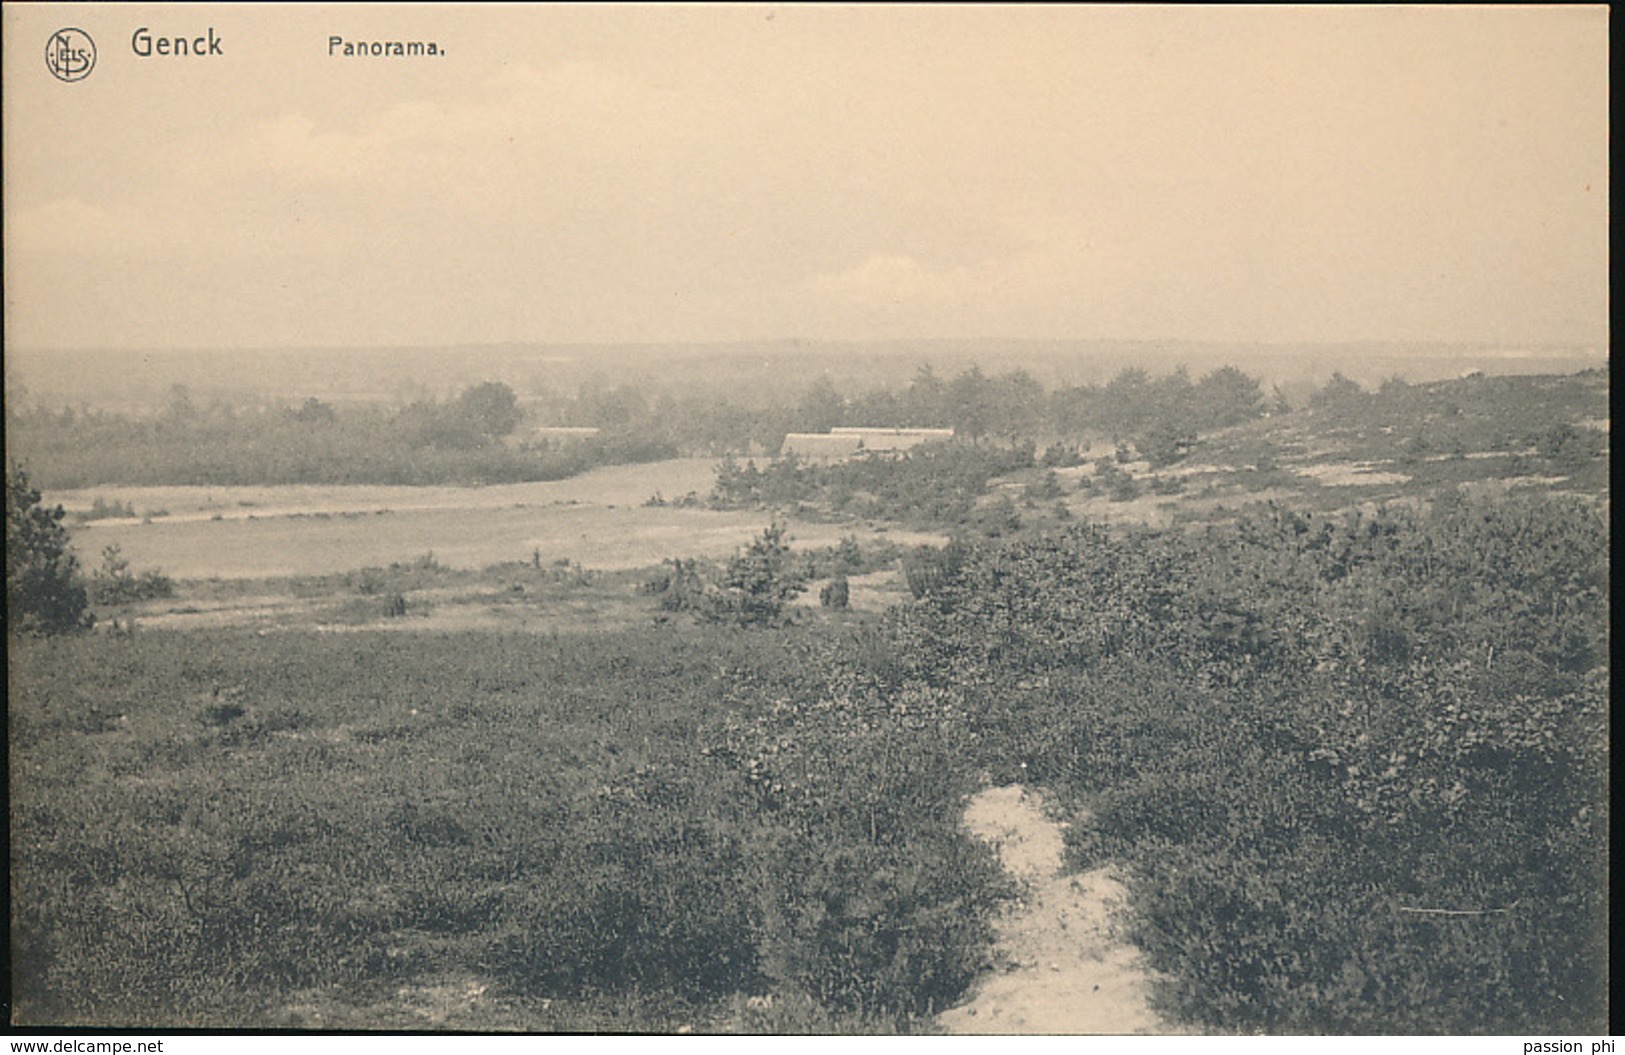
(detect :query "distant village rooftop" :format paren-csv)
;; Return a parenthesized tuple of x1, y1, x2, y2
(529, 426, 602, 445)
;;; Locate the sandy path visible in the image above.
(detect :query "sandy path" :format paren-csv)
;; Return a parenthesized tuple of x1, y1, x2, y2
(937, 785, 1177, 1035)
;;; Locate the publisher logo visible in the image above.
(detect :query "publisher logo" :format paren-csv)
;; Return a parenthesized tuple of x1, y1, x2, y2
(46, 28, 96, 81)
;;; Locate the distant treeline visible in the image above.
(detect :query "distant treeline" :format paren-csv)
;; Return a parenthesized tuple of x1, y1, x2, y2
(4, 381, 674, 489)
(538, 362, 1275, 457)
(8, 362, 1286, 488)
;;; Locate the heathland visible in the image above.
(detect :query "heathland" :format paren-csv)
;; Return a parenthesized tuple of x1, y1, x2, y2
(6, 355, 1609, 1033)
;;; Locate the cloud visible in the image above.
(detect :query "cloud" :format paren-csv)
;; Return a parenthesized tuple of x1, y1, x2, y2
(3, 8, 1606, 348)
(6, 197, 167, 256)
(805, 254, 982, 310)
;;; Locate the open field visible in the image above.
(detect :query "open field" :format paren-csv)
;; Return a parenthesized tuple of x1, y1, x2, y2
(48, 459, 943, 581)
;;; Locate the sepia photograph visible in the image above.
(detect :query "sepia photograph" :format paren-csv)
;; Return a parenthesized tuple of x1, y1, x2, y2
(4, 2, 1609, 1041)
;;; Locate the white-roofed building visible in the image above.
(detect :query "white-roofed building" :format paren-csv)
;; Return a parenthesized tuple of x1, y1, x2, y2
(780, 427, 954, 462)
(530, 426, 601, 443)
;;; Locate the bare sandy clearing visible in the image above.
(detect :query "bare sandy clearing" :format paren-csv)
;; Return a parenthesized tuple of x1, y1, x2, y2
(46, 458, 726, 522)
(121, 596, 308, 630)
(1068, 492, 1182, 529)
(938, 786, 1179, 1036)
(54, 458, 946, 580)
(1295, 461, 1411, 487)
(1155, 462, 1233, 479)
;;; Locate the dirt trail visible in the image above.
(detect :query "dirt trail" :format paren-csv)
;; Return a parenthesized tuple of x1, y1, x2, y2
(937, 785, 1179, 1035)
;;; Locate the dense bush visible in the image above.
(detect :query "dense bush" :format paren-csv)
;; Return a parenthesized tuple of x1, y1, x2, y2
(710, 442, 1035, 528)
(1039, 442, 1087, 468)
(641, 526, 808, 626)
(900, 538, 970, 601)
(1022, 470, 1064, 503)
(642, 557, 712, 613)
(796, 535, 874, 580)
(968, 494, 1023, 536)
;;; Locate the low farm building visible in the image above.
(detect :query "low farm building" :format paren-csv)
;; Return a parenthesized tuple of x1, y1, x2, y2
(781, 432, 868, 460)
(831, 427, 955, 443)
(530, 426, 601, 443)
(781, 426, 954, 462)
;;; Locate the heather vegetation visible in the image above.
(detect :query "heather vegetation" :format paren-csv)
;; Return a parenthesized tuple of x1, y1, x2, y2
(8, 625, 1007, 1030)
(10, 484, 1606, 1032)
(1202, 367, 1610, 497)
(6, 365, 1610, 1034)
(880, 493, 1608, 1032)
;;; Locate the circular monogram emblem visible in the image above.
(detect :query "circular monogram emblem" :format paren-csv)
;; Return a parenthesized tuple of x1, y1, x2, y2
(46, 28, 96, 82)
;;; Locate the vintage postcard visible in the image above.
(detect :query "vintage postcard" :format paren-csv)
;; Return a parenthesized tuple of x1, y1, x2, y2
(4, 4, 1609, 1045)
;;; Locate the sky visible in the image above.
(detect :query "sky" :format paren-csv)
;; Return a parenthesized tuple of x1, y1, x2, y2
(3, 4, 1610, 351)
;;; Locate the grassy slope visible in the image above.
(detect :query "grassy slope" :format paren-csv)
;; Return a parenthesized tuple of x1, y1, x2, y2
(10, 627, 763, 1028)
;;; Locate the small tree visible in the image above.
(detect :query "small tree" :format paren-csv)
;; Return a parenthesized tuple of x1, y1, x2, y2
(1109, 473, 1140, 503)
(1138, 421, 1196, 468)
(293, 396, 337, 424)
(970, 493, 1022, 537)
(1310, 372, 1365, 408)
(87, 544, 175, 606)
(714, 523, 805, 626)
(644, 557, 708, 613)
(6, 464, 91, 634)
(902, 538, 971, 601)
(1023, 470, 1064, 502)
(819, 576, 851, 609)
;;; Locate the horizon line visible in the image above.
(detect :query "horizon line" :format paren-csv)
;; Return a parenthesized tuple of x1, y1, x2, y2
(5, 337, 1608, 358)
